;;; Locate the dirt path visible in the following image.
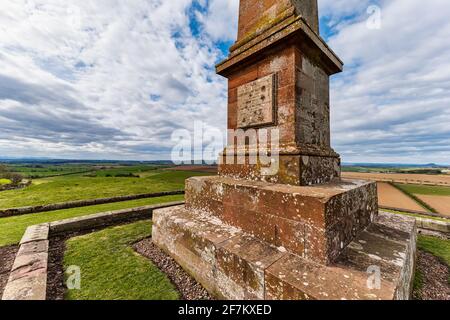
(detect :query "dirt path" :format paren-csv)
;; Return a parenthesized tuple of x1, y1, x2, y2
(416, 195, 450, 216)
(377, 182, 426, 212)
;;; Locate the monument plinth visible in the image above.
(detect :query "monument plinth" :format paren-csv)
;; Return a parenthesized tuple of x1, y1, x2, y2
(153, 0, 417, 300)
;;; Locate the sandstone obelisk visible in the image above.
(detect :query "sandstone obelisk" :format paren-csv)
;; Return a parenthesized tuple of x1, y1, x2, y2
(152, 0, 417, 300)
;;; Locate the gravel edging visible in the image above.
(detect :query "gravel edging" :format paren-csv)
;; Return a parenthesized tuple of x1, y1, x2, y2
(413, 250, 450, 300)
(133, 238, 212, 300)
(0, 245, 18, 298)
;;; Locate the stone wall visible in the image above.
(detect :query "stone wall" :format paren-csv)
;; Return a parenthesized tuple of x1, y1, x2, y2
(0, 190, 184, 218)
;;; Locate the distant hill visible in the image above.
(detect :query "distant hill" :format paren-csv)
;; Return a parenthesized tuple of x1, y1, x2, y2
(0, 158, 175, 166)
(342, 163, 449, 168)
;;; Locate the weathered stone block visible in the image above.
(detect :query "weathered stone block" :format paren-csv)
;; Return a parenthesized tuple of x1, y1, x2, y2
(2, 271, 47, 300)
(216, 235, 286, 299)
(17, 240, 49, 256)
(20, 224, 49, 245)
(2, 240, 48, 301)
(152, 205, 415, 300)
(11, 252, 48, 274)
(265, 212, 417, 300)
(218, 153, 340, 186)
(186, 176, 378, 264)
(265, 253, 394, 300)
(152, 205, 241, 296)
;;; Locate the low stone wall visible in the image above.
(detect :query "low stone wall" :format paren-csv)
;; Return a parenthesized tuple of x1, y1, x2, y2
(379, 206, 450, 235)
(0, 181, 31, 192)
(0, 190, 185, 218)
(1, 201, 184, 301)
(415, 217, 450, 234)
(380, 206, 449, 220)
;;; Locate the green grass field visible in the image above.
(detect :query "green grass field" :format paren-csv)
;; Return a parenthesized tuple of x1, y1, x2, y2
(90, 165, 162, 177)
(64, 220, 179, 300)
(395, 184, 450, 196)
(0, 195, 184, 247)
(0, 179, 11, 185)
(0, 170, 207, 209)
(8, 164, 95, 178)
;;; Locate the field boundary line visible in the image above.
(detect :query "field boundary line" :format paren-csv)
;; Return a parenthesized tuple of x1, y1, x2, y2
(341, 173, 450, 187)
(25, 170, 95, 179)
(388, 182, 439, 214)
(379, 206, 450, 220)
(0, 190, 185, 218)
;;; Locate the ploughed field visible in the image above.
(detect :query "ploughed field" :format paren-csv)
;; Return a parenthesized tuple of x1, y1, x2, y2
(342, 171, 450, 186)
(377, 182, 426, 212)
(342, 172, 450, 216)
(375, 183, 450, 216)
(416, 195, 450, 215)
(395, 184, 450, 216)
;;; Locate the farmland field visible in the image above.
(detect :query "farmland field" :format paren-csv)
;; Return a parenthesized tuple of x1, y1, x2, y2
(0, 165, 210, 209)
(395, 184, 450, 196)
(415, 195, 450, 216)
(342, 172, 450, 186)
(8, 164, 95, 178)
(377, 182, 427, 212)
(0, 194, 184, 247)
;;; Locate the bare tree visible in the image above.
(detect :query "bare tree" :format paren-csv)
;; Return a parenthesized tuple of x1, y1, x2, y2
(10, 173, 24, 185)
(0, 164, 8, 175)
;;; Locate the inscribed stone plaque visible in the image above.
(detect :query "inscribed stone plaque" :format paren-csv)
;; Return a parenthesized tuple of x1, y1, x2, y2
(237, 74, 276, 128)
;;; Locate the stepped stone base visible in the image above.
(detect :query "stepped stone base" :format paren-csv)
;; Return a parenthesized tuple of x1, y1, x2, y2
(185, 176, 378, 265)
(153, 207, 416, 300)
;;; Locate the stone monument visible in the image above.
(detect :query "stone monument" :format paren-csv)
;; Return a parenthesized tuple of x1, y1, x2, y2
(153, 0, 417, 300)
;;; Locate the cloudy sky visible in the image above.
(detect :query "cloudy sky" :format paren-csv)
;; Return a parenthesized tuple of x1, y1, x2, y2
(0, 0, 449, 164)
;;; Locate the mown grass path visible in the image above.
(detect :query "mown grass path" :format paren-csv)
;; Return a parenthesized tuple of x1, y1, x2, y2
(64, 220, 179, 300)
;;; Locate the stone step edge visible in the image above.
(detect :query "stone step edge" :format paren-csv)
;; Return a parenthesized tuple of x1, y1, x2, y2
(154, 207, 416, 299)
(1, 201, 184, 301)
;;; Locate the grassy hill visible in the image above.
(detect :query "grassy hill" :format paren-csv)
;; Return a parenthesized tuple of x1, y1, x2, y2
(0, 167, 208, 209)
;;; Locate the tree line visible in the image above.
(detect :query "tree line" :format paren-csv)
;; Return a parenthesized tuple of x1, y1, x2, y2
(0, 164, 24, 185)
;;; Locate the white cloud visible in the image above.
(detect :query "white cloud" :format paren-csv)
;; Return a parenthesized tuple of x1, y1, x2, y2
(0, 0, 228, 160)
(0, 0, 449, 164)
(327, 0, 450, 164)
(196, 0, 239, 42)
